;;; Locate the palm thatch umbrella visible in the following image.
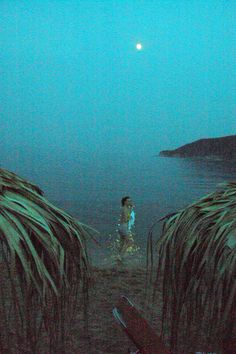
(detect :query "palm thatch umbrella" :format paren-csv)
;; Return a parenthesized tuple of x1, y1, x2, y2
(147, 182, 236, 354)
(0, 168, 94, 352)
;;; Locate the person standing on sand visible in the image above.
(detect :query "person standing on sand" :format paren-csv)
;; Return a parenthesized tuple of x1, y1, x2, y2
(117, 196, 135, 260)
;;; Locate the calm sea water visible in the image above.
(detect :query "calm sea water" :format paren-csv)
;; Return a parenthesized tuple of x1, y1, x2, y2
(52, 156, 236, 266)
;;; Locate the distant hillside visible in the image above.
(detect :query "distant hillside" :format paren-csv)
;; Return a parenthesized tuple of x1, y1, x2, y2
(159, 135, 236, 159)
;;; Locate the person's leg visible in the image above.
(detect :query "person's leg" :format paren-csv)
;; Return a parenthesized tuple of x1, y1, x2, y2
(119, 234, 127, 257)
(118, 224, 129, 258)
(120, 233, 135, 256)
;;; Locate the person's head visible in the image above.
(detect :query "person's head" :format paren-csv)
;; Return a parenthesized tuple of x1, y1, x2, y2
(121, 196, 132, 207)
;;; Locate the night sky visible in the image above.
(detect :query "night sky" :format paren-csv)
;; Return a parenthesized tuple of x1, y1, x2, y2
(1, 0, 236, 175)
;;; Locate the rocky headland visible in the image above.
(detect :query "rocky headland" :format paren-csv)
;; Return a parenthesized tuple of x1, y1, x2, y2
(159, 135, 236, 160)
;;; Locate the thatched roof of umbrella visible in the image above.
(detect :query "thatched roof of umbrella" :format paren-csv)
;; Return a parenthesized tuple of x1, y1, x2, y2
(148, 182, 236, 353)
(0, 168, 94, 352)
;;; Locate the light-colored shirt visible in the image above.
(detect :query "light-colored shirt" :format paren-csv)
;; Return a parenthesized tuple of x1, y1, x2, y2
(128, 210, 135, 231)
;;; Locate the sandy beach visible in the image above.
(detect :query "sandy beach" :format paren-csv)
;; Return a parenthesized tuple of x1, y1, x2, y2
(75, 265, 161, 354)
(74, 262, 235, 354)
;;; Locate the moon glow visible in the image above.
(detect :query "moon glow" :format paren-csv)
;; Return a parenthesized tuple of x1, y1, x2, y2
(136, 43, 142, 50)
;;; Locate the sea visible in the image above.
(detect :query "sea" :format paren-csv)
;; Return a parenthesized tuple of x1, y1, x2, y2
(50, 156, 236, 267)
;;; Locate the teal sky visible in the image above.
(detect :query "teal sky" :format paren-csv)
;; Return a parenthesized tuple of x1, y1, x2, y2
(1, 0, 236, 171)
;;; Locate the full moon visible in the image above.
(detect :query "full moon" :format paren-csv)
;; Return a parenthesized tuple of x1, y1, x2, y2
(136, 43, 142, 50)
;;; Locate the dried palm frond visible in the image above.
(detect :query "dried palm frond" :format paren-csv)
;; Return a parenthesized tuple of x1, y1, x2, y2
(0, 168, 93, 352)
(148, 182, 236, 354)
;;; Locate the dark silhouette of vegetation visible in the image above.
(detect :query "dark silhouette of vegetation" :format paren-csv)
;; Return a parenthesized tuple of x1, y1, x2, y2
(147, 182, 236, 353)
(0, 168, 93, 352)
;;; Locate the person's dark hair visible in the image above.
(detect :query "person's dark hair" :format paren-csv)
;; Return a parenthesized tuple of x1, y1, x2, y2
(121, 196, 130, 206)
